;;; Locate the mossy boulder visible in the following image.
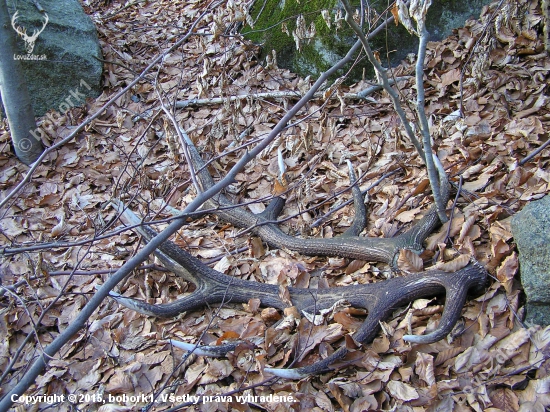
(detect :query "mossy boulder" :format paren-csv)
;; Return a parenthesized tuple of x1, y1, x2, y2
(242, 0, 492, 83)
(511, 195, 550, 326)
(3, 0, 102, 116)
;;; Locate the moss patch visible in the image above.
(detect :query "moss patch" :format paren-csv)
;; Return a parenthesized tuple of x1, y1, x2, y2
(243, 0, 363, 81)
(242, 0, 492, 83)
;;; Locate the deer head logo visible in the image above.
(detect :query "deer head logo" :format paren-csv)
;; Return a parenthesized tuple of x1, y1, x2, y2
(11, 11, 49, 54)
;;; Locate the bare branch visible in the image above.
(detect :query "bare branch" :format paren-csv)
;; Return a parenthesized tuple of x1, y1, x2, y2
(175, 79, 411, 109)
(341, 0, 424, 161)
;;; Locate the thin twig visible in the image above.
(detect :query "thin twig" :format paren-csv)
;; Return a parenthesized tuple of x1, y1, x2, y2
(341, 0, 424, 161)
(519, 138, 550, 166)
(311, 169, 400, 227)
(157, 90, 202, 193)
(31, 0, 44, 12)
(414, 16, 448, 222)
(444, 176, 463, 245)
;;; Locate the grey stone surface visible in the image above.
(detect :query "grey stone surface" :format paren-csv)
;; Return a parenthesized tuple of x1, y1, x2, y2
(5, 0, 102, 116)
(244, 0, 492, 83)
(511, 195, 550, 326)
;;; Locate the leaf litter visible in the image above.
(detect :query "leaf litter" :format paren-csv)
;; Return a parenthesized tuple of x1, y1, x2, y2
(0, 0, 549, 410)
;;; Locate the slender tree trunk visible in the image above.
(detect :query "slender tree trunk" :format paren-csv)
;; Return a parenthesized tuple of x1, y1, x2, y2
(0, 0, 43, 165)
(544, 0, 549, 53)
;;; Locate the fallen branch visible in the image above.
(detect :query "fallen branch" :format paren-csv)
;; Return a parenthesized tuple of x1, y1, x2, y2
(175, 78, 411, 109)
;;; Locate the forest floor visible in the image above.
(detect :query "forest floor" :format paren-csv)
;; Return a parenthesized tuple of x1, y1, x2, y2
(1, 0, 550, 411)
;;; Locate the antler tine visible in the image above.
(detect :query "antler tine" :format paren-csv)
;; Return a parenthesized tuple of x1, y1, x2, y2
(341, 159, 368, 237)
(169, 339, 242, 357)
(403, 260, 488, 344)
(109, 200, 292, 316)
(388, 154, 450, 264)
(265, 262, 487, 379)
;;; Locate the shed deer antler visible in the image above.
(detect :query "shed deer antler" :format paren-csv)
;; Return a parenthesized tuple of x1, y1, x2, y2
(11, 11, 49, 54)
(110, 201, 486, 378)
(107, 144, 487, 378)
(185, 139, 446, 267)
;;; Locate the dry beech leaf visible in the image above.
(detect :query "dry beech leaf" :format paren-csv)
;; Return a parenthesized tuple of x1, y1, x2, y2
(386, 380, 419, 402)
(489, 388, 520, 412)
(314, 390, 334, 411)
(278, 284, 292, 306)
(495, 328, 530, 352)
(216, 331, 240, 345)
(457, 214, 476, 243)
(248, 236, 265, 258)
(412, 298, 435, 310)
(345, 259, 366, 275)
(410, 178, 431, 196)
(458, 236, 476, 256)
(244, 298, 261, 313)
(435, 254, 470, 272)
(426, 213, 464, 250)
(397, 249, 424, 272)
(260, 307, 281, 322)
(414, 305, 444, 316)
(496, 253, 518, 292)
(440, 68, 461, 87)
(434, 346, 465, 366)
(213, 255, 232, 273)
(198, 359, 233, 384)
(398, 309, 413, 336)
(328, 382, 352, 412)
(334, 312, 363, 332)
(454, 346, 489, 373)
(395, 206, 422, 223)
(379, 320, 394, 337)
(272, 177, 286, 195)
(462, 173, 492, 192)
(391, 2, 399, 25)
(415, 352, 435, 386)
(371, 335, 391, 353)
(50, 216, 66, 237)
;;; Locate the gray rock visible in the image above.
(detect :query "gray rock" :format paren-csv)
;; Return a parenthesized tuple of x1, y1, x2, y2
(511, 195, 550, 326)
(5, 0, 102, 116)
(243, 0, 492, 83)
